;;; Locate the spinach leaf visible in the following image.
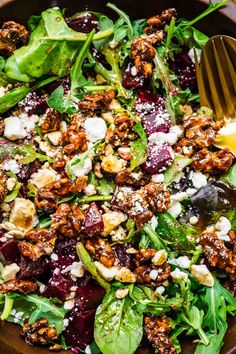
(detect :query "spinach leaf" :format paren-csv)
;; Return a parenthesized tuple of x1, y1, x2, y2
(97, 178, 115, 196)
(164, 155, 192, 185)
(157, 213, 195, 251)
(94, 15, 114, 50)
(18, 144, 51, 164)
(0, 293, 66, 334)
(48, 85, 77, 114)
(130, 121, 148, 170)
(70, 29, 95, 95)
(143, 223, 167, 251)
(221, 163, 236, 188)
(94, 288, 143, 354)
(132, 18, 147, 37)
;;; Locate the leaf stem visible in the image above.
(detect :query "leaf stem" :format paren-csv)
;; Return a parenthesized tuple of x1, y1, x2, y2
(76, 195, 112, 203)
(40, 28, 114, 42)
(143, 224, 167, 251)
(0, 295, 14, 320)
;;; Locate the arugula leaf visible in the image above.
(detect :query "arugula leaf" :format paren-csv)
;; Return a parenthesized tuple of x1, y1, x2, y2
(65, 140, 101, 181)
(70, 29, 95, 95)
(130, 121, 148, 170)
(143, 223, 167, 251)
(97, 178, 115, 196)
(48, 85, 77, 114)
(18, 144, 51, 164)
(157, 212, 195, 251)
(93, 15, 114, 50)
(164, 155, 192, 185)
(4, 173, 21, 203)
(94, 288, 143, 354)
(107, 3, 134, 41)
(36, 214, 52, 228)
(132, 18, 147, 37)
(0, 293, 66, 334)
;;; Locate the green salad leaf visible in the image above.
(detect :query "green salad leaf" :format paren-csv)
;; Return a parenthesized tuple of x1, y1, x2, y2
(48, 85, 77, 114)
(18, 144, 52, 164)
(94, 288, 143, 354)
(4, 172, 21, 203)
(0, 293, 67, 334)
(130, 121, 148, 170)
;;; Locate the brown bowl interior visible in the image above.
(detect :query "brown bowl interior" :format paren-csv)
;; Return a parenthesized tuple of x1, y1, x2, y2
(0, 0, 236, 353)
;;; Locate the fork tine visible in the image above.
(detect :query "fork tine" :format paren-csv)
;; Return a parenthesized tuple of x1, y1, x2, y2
(193, 47, 209, 107)
(212, 38, 235, 118)
(201, 47, 224, 120)
(221, 38, 236, 98)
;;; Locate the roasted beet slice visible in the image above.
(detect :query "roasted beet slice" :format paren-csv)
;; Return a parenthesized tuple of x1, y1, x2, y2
(0, 238, 20, 264)
(142, 112, 171, 136)
(113, 244, 135, 270)
(18, 160, 42, 181)
(66, 13, 98, 33)
(64, 307, 95, 348)
(83, 203, 104, 236)
(18, 92, 48, 116)
(134, 90, 165, 117)
(18, 256, 48, 279)
(50, 239, 77, 270)
(143, 143, 174, 174)
(122, 62, 146, 89)
(76, 283, 105, 310)
(43, 272, 73, 301)
(44, 77, 70, 95)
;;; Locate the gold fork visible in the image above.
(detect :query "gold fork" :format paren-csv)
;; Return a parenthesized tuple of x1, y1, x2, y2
(194, 35, 236, 121)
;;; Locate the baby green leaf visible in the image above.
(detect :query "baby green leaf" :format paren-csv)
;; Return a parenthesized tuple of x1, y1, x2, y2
(48, 85, 77, 114)
(94, 288, 143, 354)
(18, 144, 52, 164)
(130, 121, 148, 170)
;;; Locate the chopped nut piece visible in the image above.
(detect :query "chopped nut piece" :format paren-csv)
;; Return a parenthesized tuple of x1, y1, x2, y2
(40, 109, 61, 134)
(51, 203, 84, 238)
(190, 264, 214, 287)
(95, 262, 118, 281)
(115, 267, 136, 283)
(0, 21, 29, 56)
(21, 319, 58, 345)
(131, 37, 156, 78)
(62, 116, 87, 155)
(152, 250, 168, 266)
(18, 228, 56, 261)
(78, 90, 115, 111)
(144, 315, 176, 354)
(101, 155, 126, 174)
(145, 8, 177, 33)
(2, 263, 20, 281)
(0, 279, 37, 294)
(0, 171, 7, 202)
(192, 148, 234, 174)
(106, 114, 138, 147)
(101, 211, 127, 236)
(9, 198, 38, 231)
(116, 168, 150, 186)
(85, 238, 116, 268)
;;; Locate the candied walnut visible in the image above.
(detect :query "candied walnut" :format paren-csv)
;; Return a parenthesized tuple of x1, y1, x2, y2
(85, 238, 116, 268)
(182, 115, 222, 148)
(35, 189, 58, 213)
(144, 315, 176, 354)
(145, 8, 177, 34)
(21, 319, 58, 346)
(131, 37, 156, 78)
(0, 171, 7, 202)
(135, 248, 156, 263)
(62, 117, 87, 155)
(78, 90, 115, 111)
(106, 114, 138, 147)
(192, 148, 234, 174)
(47, 176, 87, 196)
(135, 262, 170, 287)
(0, 21, 29, 56)
(174, 138, 196, 158)
(40, 109, 61, 134)
(0, 279, 37, 294)
(52, 159, 66, 171)
(0, 119, 5, 135)
(18, 228, 56, 261)
(51, 203, 84, 238)
(200, 232, 235, 270)
(116, 168, 150, 186)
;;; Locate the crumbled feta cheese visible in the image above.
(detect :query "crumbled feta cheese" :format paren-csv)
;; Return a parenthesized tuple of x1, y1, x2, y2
(31, 168, 57, 189)
(71, 157, 92, 177)
(102, 211, 127, 236)
(115, 267, 136, 283)
(131, 66, 138, 76)
(148, 125, 182, 146)
(70, 261, 84, 278)
(170, 268, 188, 282)
(151, 173, 164, 183)
(6, 177, 16, 191)
(189, 171, 208, 189)
(215, 216, 231, 236)
(63, 318, 69, 329)
(47, 131, 62, 146)
(0, 86, 5, 97)
(155, 286, 165, 295)
(116, 288, 129, 299)
(152, 250, 168, 266)
(101, 155, 126, 173)
(111, 226, 127, 242)
(64, 300, 75, 310)
(95, 262, 118, 281)
(169, 256, 191, 269)
(171, 192, 187, 202)
(149, 269, 159, 280)
(50, 253, 58, 261)
(189, 216, 199, 225)
(190, 265, 214, 287)
(186, 188, 197, 197)
(2, 263, 20, 281)
(9, 198, 38, 231)
(85, 345, 92, 354)
(4, 114, 35, 141)
(168, 201, 182, 218)
(3, 159, 20, 174)
(84, 117, 107, 142)
(84, 184, 97, 196)
(149, 215, 158, 230)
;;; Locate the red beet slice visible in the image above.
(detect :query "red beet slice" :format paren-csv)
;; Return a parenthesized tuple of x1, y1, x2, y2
(43, 272, 73, 301)
(142, 112, 171, 136)
(76, 283, 105, 311)
(66, 13, 98, 33)
(83, 203, 104, 236)
(143, 143, 174, 174)
(0, 238, 20, 264)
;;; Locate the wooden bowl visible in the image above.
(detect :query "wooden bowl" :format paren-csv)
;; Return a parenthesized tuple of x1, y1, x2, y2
(0, 0, 236, 353)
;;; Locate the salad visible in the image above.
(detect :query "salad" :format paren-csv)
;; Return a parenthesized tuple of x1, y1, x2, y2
(0, 1, 236, 353)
